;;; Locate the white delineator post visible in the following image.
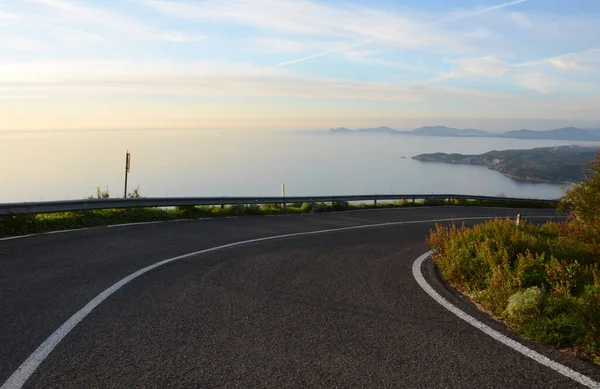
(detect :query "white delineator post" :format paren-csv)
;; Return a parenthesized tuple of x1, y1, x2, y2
(281, 183, 286, 210)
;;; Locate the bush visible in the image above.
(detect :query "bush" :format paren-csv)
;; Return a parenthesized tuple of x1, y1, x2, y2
(505, 287, 543, 325)
(423, 198, 445, 206)
(127, 186, 142, 198)
(87, 186, 110, 199)
(428, 217, 600, 361)
(175, 205, 205, 218)
(0, 214, 40, 235)
(301, 202, 313, 212)
(312, 202, 329, 212)
(243, 204, 261, 215)
(262, 203, 282, 212)
(560, 150, 600, 256)
(330, 200, 349, 211)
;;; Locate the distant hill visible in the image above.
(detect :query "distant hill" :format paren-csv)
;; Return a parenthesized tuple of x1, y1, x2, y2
(411, 126, 461, 136)
(329, 127, 353, 133)
(502, 127, 600, 141)
(410, 126, 492, 137)
(356, 126, 398, 133)
(413, 145, 598, 183)
(327, 125, 600, 141)
(461, 129, 490, 136)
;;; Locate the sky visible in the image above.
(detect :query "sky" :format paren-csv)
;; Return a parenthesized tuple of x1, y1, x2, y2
(1, 0, 600, 131)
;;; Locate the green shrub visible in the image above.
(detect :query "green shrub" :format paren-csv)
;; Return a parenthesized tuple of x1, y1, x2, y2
(0, 214, 40, 235)
(87, 186, 110, 199)
(262, 203, 282, 212)
(301, 202, 313, 212)
(428, 217, 600, 361)
(312, 202, 328, 212)
(561, 150, 600, 245)
(423, 198, 445, 206)
(243, 204, 261, 215)
(330, 200, 349, 211)
(505, 287, 544, 326)
(175, 205, 205, 218)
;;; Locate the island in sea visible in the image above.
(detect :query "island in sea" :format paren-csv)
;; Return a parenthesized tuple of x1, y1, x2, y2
(412, 146, 598, 184)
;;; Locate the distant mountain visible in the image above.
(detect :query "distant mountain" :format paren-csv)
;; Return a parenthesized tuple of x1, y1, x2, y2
(586, 129, 600, 136)
(356, 126, 398, 133)
(329, 126, 399, 134)
(327, 125, 600, 141)
(329, 127, 353, 133)
(502, 127, 600, 141)
(410, 126, 492, 137)
(411, 126, 461, 136)
(461, 129, 491, 136)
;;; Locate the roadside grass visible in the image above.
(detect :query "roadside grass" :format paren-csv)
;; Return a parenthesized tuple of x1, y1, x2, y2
(427, 151, 600, 364)
(0, 181, 557, 237)
(0, 197, 555, 238)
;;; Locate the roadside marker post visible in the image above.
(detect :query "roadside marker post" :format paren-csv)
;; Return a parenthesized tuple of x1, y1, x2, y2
(281, 183, 286, 211)
(123, 151, 131, 198)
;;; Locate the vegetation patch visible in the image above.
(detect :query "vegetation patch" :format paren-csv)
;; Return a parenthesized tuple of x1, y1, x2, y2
(1, 188, 555, 238)
(428, 152, 600, 363)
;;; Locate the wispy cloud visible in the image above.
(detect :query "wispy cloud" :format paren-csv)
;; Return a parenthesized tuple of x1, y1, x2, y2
(275, 39, 374, 66)
(161, 32, 205, 43)
(274, 0, 529, 66)
(24, 0, 201, 42)
(424, 0, 528, 27)
(139, 0, 497, 57)
(0, 59, 522, 105)
(0, 59, 593, 111)
(514, 73, 554, 94)
(430, 46, 600, 92)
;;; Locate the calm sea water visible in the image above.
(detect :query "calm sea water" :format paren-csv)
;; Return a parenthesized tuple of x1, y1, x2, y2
(1, 129, 598, 202)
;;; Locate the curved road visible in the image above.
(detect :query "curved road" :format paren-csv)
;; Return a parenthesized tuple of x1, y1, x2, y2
(1, 207, 599, 388)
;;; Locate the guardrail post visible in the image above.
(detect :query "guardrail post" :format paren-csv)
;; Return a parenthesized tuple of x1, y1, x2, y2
(374, 199, 377, 207)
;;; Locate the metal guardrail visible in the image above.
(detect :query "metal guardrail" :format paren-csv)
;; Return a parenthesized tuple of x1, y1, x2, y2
(0, 194, 559, 216)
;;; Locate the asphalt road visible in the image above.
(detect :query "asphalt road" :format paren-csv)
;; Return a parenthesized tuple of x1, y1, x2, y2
(1, 207, 599, 388)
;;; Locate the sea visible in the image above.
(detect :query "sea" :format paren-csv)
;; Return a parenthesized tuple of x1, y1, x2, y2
(1, 129, 599, 203)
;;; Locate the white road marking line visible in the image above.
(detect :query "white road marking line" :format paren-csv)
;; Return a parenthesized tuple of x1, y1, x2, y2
(0, 219, 200, 241)
(44, 228, 91, 235)
(412, 251, 600, 389)
(0, 235, 34, 242)
(2, 215, 562, 389)
(0, 228, 91, 242)
(107, 221, 166, 228)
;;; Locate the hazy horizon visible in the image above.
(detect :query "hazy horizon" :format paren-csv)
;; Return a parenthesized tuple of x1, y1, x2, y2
(2, 117, 600, 134)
